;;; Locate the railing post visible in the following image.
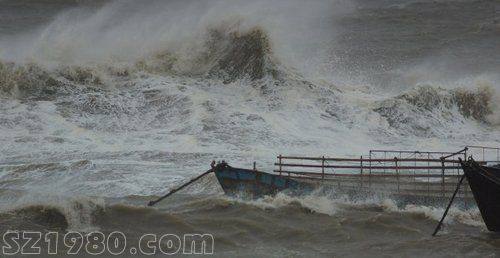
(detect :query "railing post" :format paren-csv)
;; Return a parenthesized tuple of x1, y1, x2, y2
(384, 151, 387, 174)
(427, 153, 430, 194)
(369, 152, 372, 189)
(278, 155, 282, 176)
(360, 156, 363, 175)
(321, 156, 325, 180)
(427, 153, 430, 175)
(441, 158, 445, 197)
(414, 152, 418, 191)
(360, 156, 363, 188)
(394, 157, 400, 192)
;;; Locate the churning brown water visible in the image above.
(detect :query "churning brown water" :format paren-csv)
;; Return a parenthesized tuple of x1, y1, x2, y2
(1, 192, 498, 257)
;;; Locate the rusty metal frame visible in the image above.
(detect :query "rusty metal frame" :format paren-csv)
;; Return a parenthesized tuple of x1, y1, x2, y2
(274, 147, 497, 204)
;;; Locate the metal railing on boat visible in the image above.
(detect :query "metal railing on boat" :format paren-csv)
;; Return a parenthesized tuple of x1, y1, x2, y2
(274, 147, 498, 206)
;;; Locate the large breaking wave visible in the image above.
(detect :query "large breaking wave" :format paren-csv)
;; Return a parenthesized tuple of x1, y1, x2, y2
(1, 22, 497, 134)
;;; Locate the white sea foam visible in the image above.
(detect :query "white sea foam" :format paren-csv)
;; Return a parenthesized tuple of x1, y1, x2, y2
(229, 192, 339, 216)
(233, 193, 484, 228)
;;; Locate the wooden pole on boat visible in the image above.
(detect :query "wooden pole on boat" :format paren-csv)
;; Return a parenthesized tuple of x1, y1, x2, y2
(147, 169, 214, 206)
(432, 158, 466, 236)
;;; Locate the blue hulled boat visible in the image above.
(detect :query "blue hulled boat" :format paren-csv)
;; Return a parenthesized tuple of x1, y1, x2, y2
(149, 147, 495, 209)
(213, 162, 314, 198)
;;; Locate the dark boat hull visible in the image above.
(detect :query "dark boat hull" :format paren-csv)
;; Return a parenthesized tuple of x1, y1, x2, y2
(214, 164, 313, 198)
(461, 160, 500, 232)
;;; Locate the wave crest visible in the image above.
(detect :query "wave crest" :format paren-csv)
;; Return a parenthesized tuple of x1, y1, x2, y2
(400, 85, 493, 123)
(452, 86, 493, 122)
(140, 26, 281, 83)
(0, 62, 62, 100)
(230, 193, 483, 227)
(375, 85, 497, 136)
(1, 196, 105, 232)
(205, 27, 277, 83)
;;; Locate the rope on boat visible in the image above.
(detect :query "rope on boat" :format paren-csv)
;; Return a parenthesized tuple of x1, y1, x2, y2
(432, 158, 467, 236)
(147, 168, 214, 206)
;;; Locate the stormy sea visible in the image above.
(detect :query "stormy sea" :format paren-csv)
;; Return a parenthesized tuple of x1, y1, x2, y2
(1, 0, 500, 257)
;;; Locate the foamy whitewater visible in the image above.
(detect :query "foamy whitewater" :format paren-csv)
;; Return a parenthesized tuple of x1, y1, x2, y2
(1, 0, 500, 257)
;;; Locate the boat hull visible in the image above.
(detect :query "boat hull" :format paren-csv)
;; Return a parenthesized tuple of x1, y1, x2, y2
(214, 164, 313, 198)
(214, 163, 473, 208)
